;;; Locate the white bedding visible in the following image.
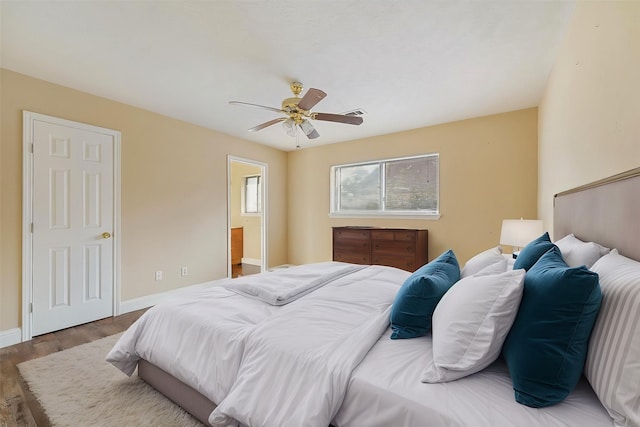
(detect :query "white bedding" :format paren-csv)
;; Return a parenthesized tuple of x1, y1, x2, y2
(106, 262, 362, 405)
(223, 262, 366, 305)
(210, 265, 406, 427)
(107, 261, 613, 427)
(334, 329, 614, 427)
(106, 285, 276, 405)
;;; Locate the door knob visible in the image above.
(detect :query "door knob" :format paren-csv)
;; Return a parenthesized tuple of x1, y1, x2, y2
(102, 232, 112, 239)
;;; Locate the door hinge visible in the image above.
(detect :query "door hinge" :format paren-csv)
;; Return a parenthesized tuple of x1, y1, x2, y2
(31, 223, 34, 233)
(30, 303, 33, 313)
(30, 143, 34, 153)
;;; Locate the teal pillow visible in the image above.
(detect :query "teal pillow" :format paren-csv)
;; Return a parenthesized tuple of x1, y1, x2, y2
(390, 250, 460, 339)
(502, 246, 602, 408)
(513, 232, 555, 271)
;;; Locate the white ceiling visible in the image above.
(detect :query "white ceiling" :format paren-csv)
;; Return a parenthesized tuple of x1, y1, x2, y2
(1, 1, 575, 151)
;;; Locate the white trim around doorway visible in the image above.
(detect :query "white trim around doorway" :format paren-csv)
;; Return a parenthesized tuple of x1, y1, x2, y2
(227, 155, 268, 278)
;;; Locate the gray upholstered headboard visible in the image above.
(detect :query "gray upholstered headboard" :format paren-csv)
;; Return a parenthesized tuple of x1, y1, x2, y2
(554, 167, 640, 262)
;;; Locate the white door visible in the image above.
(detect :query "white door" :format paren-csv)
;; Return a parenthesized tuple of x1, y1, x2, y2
(31, 118, 115, 336)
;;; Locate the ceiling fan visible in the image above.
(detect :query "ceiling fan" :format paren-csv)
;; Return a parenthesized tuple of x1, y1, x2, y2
(229, 82, 363, 140)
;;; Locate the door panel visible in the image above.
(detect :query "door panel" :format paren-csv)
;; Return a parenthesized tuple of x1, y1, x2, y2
(32, 120, 114, 336)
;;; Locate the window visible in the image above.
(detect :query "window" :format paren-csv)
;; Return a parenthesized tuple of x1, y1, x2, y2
(330, 154, 439, 217)
(243, 175, 261, 214)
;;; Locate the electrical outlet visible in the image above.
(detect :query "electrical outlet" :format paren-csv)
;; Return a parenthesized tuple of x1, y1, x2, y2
(181, 266, 188, 277)
(155, 271, 163, 281)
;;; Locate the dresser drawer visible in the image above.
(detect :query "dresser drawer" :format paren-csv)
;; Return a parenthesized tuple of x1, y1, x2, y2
(334, 239, 371, 252)
(334, 228, 371, 241)
(371, 240, 417, 256)
(371, 254, 418, 272)
(371, 230, 416, 242)
(334, 250, 371, 265)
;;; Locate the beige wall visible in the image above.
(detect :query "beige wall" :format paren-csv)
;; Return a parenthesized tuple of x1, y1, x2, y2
(538, 1, 640, 234)
(287, 108, 539, 266)
(0, 69, 288, 331)
(3, 1, 635, 337)
(230, 161, 262, 261)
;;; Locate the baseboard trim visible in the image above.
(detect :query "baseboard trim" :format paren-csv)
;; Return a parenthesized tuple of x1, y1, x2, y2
(0, 328, 22, 349)
(241, 257, 261, 266)
(119, 280, 222, 315)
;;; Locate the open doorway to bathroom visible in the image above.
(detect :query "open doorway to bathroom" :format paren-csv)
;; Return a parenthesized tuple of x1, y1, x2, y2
(228, 156, 267, 278)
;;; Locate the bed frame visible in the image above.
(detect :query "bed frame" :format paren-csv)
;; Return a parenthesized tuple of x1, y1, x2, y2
(138, 359, 216, 425)
(139, 166, 640, 426)
(553, 167, 640, 261)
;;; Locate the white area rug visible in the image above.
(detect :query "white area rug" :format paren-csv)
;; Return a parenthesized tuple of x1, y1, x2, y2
(18, 333, 203, 426)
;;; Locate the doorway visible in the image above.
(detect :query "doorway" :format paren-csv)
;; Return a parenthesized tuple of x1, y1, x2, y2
(22, 111, 121, 340)
(227, 156, 267, 278)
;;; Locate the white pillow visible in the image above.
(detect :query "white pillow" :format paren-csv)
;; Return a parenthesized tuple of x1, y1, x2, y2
(461, 246, 505, 278)
(586, 249, 640, 427)
(421, 268, 525, 383)
(474, 257, 508, 276)
(554, 233, 610, 268)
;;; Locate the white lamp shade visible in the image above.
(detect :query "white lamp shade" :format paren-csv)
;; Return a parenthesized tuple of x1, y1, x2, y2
(500, 219, 544, 248)
(282, 118, 297, 137)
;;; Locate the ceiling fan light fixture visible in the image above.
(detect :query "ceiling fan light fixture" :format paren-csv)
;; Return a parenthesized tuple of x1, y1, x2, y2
(283, 118, 297, 137)
(230, 81, 364, 141)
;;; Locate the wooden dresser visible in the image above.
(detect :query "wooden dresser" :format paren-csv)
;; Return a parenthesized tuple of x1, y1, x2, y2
(231, 227, 243, 265)
(332, 227, 428, 272)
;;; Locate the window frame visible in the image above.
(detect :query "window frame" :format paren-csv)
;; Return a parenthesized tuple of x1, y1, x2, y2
(242, 174, 261, 215)
(329, 153, 440, 219)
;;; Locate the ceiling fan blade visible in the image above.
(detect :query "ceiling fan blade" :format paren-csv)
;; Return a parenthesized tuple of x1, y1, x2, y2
(299, 120, 320, 139)
(229, 101, 283, 114)
(305, 128, 320, 139)
(248, 118, 286, 132)
(297, 88, 327, 111)
(312, 112, 364, 125)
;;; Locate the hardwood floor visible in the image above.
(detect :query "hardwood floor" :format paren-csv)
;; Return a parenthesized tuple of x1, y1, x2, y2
(0, 309, 147, 427)
(231, 263, 261, 278)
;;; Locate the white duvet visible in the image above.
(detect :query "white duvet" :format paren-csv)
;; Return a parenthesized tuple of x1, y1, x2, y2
(106, 262, 365, 404)
(106, 285, 274, 405)
(210, 265, 405, 427)
(106, 262, 404, 424)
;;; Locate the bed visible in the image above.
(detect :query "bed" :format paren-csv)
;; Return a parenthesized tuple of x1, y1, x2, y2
(107, 167, 640, 427)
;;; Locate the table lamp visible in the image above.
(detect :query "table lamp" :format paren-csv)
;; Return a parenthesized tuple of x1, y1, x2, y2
(500, 219, 544, 258)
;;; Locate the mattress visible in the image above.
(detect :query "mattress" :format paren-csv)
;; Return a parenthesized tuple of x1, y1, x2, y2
(333, 329, 613, 427)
